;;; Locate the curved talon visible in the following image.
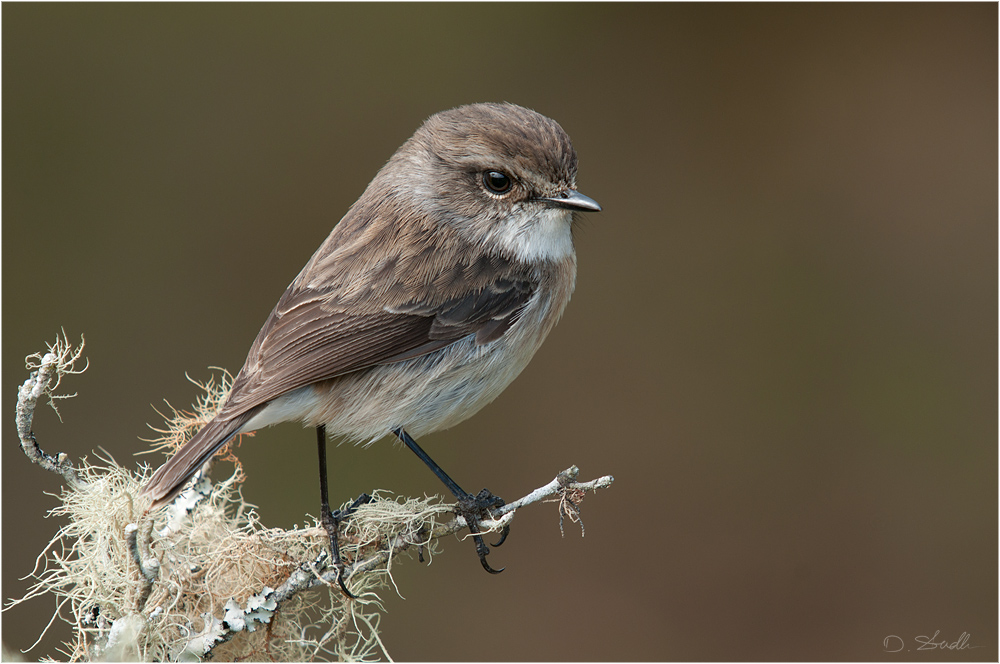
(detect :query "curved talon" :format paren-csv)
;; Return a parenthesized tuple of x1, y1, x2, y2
(459, 489, 510, 574)
(336, 567, 358, 599)
(480, 556, 505, 574)
(468, 527, 505, 574)
(492, 524, 510, 548)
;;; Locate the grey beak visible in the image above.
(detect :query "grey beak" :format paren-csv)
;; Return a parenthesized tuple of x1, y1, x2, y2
(538, 190, 602, 212)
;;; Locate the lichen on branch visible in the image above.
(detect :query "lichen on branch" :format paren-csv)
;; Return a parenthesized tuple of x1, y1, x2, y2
(7, 334, 615, 661)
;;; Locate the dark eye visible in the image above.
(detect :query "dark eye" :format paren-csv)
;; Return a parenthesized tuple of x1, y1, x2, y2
(482, 170, 512, 194)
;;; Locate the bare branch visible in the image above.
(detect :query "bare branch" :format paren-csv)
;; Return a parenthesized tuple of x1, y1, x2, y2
(15, 331, 89, 491)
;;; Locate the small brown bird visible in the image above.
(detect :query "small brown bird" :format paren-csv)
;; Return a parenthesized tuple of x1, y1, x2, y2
(142, 102, 600, 592)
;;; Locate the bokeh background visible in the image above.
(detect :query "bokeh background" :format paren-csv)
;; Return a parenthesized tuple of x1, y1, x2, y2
(3, 3, 996, 661)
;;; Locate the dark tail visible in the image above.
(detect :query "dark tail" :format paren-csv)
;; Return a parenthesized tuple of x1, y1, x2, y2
(142, 410, 256, 510)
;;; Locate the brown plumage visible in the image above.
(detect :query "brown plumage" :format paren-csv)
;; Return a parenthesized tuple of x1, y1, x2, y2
(142, 102, 599, 510)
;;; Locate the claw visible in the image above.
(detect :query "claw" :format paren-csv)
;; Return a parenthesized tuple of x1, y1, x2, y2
(320, 493, 372, 600)
(467, 520, 505, 574)
(336, 569, 356, 599)
(491, 524, 511, 548)
(391, 428, 514, 576)
(479, 555, 505, 575)
(456, 487, 509, 574)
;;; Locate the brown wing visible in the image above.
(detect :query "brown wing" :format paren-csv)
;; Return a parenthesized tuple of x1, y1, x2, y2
(216, 256, 536, 421)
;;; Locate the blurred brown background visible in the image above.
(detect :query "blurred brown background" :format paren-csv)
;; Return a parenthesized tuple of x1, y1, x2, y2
(3, 3, 996, 661)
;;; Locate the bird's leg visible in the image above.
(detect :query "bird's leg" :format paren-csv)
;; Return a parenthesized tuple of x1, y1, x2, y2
(316, 425, 372, 598)
(391, 427, 509, 574)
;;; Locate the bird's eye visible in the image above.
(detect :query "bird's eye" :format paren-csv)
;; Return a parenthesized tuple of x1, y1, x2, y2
(482, 170, 513, 194)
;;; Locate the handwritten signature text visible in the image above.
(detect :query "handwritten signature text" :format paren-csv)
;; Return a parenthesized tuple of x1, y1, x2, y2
(883, 631, 981, 652)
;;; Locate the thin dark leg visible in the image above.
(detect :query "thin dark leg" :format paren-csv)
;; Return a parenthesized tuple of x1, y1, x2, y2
(392, 427, 508, 574)
(317, 425, 333, 517)
(391, 427, 468, 500)
(317, 424, 363, 598)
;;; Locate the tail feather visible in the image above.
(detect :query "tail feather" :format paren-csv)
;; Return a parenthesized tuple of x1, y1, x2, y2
(142, 410, 256, 510)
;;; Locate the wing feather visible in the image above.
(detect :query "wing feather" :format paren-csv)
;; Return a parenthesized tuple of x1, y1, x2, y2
(216, 252, 537, 420)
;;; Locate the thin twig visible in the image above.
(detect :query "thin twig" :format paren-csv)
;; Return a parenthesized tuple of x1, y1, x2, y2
(197, 466, 616, 658)
(15, 332, 89, 491)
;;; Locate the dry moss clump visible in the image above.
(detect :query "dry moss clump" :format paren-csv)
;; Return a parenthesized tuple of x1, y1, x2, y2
(8, 368, 452, 662)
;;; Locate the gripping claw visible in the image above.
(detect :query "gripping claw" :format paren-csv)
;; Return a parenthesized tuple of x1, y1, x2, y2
(320, 492, 373, 599)
(457, 488, 508, 574)
(392, 427, 514, 575)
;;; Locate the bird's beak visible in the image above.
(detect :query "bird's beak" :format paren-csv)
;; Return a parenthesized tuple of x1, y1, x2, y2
(538, 189, 602, 212)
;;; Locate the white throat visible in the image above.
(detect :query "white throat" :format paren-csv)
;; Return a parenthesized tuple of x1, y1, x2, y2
(492, 207, 575, 262)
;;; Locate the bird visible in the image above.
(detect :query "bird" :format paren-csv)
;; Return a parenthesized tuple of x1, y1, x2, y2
(141, 102, 601, 594)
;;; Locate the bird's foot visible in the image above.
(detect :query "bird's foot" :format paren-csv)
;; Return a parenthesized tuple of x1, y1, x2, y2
(320, 493, 373, 598)
(456, 488, 510, 574)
